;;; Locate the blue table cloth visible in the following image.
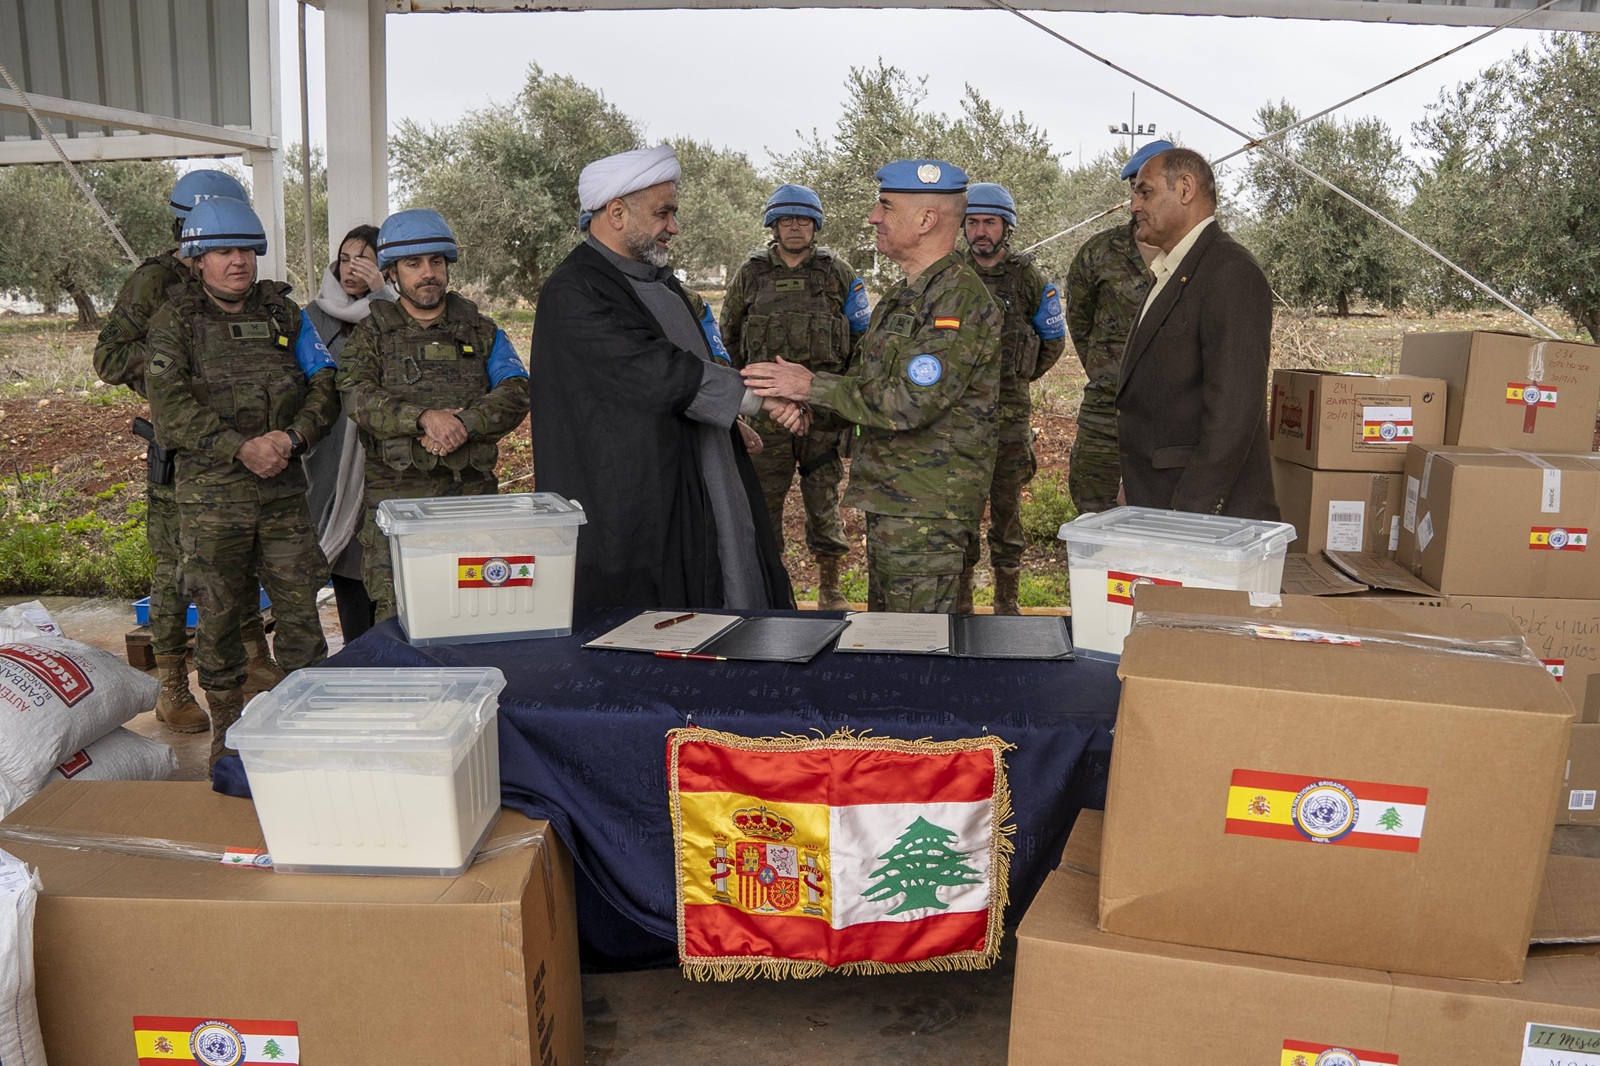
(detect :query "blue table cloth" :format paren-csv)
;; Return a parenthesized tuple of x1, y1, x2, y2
(219, 610, 1119, 970)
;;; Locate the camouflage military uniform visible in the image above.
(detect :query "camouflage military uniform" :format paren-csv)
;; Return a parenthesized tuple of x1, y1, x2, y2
(721, 244, 868, 559)
(807, 252, 1002, 613)
(962, 251, 1067, 572)
(145, 282, 338, 760)
(1064, 220, 1152, 514)
(337, 293, 530, 623)
(97, 251, 273, 665)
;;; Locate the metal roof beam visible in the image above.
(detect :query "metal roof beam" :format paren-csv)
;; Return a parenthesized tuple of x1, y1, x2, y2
(0, 133, 232, 166)
(0, 88, 272, 151)
(382, 0, 1600, 32)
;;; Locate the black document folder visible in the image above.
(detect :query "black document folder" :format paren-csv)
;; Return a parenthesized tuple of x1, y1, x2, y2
(697, 616, 850, 663)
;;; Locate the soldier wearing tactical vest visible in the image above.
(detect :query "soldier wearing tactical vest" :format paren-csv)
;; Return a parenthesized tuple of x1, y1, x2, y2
(960, 183, 1068, 614)
(721, 185, 870, 610)
(145, 198, 339, 772)
(337, 209, 531, 622)
(93, 171, 284, 735)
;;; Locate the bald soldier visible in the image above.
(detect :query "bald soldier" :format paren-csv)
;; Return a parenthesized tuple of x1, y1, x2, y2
(744, 160, 1002, 614)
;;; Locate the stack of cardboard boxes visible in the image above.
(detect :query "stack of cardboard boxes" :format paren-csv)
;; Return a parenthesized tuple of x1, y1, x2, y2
(1393, 331, 1600, 827)
(0, 782, 584, 1064)
(1010, 585, 1600, 1063)
(1269, 368, 1446, 558)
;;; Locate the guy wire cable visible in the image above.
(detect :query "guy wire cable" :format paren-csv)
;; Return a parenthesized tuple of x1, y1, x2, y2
(0, 58, 140, 265)
(1003, 0, 1563, 338)
(1019, 0, 1561, 250)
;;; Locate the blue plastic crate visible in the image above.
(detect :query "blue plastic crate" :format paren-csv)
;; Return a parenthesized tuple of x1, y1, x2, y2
(133, 587, 270, 628)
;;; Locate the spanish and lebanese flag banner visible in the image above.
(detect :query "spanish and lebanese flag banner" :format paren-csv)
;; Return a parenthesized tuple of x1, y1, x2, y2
(668, 728, 1014, 980)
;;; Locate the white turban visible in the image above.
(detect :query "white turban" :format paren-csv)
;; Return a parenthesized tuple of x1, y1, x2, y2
(578, 145, 682, 212)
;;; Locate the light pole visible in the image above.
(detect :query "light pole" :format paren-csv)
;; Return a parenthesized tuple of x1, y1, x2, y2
(1107, 93, 1160, 156)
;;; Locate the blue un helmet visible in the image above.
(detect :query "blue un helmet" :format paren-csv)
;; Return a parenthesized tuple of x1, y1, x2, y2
(179, 197, 267, 259)
(1120, 139, 1176, 181)
(375, 209, 460, 269)
(762, 184, 825, 231)
(965, 183, 1017, 227)
(168, 169, 250, 219)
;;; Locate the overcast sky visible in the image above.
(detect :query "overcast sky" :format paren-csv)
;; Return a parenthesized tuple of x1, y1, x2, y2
(278, 4, 1546, 186)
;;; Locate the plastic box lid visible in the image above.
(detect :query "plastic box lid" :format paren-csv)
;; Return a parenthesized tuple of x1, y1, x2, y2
(377, 492, 586, 537)
(228, 667, 506, 755)
(1057, 506, 1296, 561)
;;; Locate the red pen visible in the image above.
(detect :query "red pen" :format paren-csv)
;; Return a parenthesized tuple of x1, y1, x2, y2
(653, 613, 696, 630)
(654, 651, 727, 661)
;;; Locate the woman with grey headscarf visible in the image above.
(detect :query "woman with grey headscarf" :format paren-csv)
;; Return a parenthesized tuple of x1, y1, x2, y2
(303, 224, 395, 642)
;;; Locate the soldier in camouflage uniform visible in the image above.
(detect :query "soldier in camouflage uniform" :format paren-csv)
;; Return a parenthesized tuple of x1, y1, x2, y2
(1063, 141, 1166, 515)
(960, 183, 1068, 615)
(743, 160, 1001, 614)
(93, 171, 282, 736)
(145, 198, 339, 771)
(337, 209, 531, 623)
(721, 184, 870, 610)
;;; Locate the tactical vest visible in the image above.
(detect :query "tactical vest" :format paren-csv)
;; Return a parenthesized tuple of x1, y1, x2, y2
(176, 282, 308, 496)
(980, 253, 1043, 383)
(369, 292, 499, 478)
(737, 248, 852, 373)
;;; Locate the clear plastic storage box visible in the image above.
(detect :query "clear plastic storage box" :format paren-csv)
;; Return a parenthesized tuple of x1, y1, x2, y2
(1057, 506, 1296, 661)
(377, 492, 586, 646)
(227, 667, 506, 876)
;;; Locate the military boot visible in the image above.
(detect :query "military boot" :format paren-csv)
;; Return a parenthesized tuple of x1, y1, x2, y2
(994, 566, 1022, 616)
(956, 566, 976, 615)
(816, 556, 851, 611)
(204, 688, 248, 772)
(152, 654, 208, 734)
(240, 617, 285, 698)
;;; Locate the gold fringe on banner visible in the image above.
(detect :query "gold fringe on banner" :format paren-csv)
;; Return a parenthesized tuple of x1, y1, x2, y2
(667, 726, 1016, 981)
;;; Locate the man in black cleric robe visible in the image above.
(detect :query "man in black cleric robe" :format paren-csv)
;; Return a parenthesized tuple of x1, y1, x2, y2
(530, 146, 799, 610)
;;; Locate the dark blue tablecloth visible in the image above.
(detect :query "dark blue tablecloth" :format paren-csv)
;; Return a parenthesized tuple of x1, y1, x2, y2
(219, 609, 1119, 970)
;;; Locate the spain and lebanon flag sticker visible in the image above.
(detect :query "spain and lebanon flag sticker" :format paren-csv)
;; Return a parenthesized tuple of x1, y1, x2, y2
(1227, 769, 1427, 853)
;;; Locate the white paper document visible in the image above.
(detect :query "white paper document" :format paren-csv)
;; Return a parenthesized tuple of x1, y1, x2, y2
(834, 612, 950, 654)
(582, 611, 743, 653)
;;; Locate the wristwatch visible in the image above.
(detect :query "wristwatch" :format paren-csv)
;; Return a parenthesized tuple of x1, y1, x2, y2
(286, 429, 307, 458)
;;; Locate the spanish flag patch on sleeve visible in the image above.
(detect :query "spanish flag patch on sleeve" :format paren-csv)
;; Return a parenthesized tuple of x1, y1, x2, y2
(933, 317, 961, 330)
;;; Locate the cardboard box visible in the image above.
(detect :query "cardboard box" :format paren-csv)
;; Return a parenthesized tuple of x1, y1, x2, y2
(1104, 586, 1572, 981)
(1443, 595, 1600, 722)
(1564, 722, 1600, 826)
(1398, 330, 1600, 451)
(1396, 445, 1600, 598)
(0, 782, 582, 1066)
(1279, 551, 1444, 606)
(1270, 369, 1447, 471)
(1013, 816, 1600, 1066)
(1272, 461, 1404, 556)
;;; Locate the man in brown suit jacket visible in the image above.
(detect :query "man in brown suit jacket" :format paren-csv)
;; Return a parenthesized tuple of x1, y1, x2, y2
(1116, 148, 1279, 520)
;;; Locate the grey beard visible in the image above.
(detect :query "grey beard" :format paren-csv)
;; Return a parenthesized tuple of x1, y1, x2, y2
(625, 231, 670, 268)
